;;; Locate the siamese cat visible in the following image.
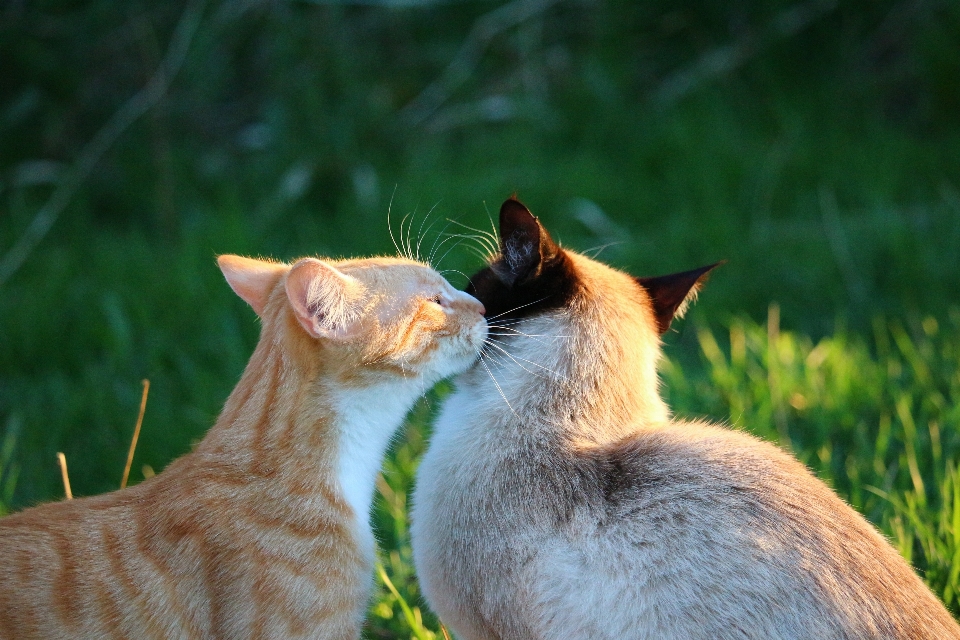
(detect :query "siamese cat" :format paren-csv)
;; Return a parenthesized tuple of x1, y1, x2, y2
(411, 198, 960, 640)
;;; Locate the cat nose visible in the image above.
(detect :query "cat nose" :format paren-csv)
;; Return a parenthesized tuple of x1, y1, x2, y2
(455, 291, 485, 316)
(468, 298, 485, 316)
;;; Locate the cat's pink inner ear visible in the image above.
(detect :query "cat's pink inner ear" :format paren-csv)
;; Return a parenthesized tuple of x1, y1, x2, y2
(285, 259, 365, 341)
(218, 255, 287, 316)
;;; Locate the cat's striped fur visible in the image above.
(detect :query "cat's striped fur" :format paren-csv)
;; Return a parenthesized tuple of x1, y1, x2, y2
(411, 198, 960, 640)
(0, 254, 486, 639)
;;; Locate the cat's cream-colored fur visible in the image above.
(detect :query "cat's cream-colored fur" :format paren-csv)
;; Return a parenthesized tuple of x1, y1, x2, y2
(411, 200, 960, 640)
(0, 254, 486, 640)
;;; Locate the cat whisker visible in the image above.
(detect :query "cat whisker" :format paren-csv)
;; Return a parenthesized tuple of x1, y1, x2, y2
(447, 216, 500, 245)
(486, 331, 571, 349)
(459, 233, 497, 260)
(482, 351, 508, 373)
(481, 200, 500, 245)
(402, 208, 418, 261)
(444, 219, 499, 256)
(397, 210, 414, 260)
(478, 341, 511, 372)
(431, 235, 472, 270)
(436, 230, 497, 260)
(386, 186, 403, 259)
(487, 325, 572, 340)
(428, 216, 466, 266)
(435, 233, 491, 271)
(484, 297, 551, 322)
(484, 338, 568, 381)
(488, 331, 571, 340)
(412, 206, 429, 262)
(486, 335, 570, 350)
(477, 352, 519, 418)
(484, 318, 526, 327)
(464, 245, 492, 264)
(428, 230, 466, 266)
(582, 241, 626, 259)
(483, 339, 554, 381)
(438, 269, 476, 289)
(415, 201, 443, 264)
(406, 204, 425, 262)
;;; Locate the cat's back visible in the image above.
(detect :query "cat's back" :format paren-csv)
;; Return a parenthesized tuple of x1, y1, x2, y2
(0, 460, 367, 639)
(0, 487, 147, 574)
(0, 485, 170, 639)
(0, 469, 247, 639)
(534, 421, 959, 639)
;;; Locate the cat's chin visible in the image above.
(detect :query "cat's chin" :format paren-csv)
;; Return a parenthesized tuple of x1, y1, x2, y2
(424, 348, 484, 385)
(432, 320, 488, 382)
(454, 359, 485, 383)
(425, 336, 487, 384)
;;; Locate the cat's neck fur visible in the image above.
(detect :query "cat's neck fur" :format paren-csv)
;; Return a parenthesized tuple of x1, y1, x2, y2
(194, 305, 418, 535)
(476, 254, 669, 446)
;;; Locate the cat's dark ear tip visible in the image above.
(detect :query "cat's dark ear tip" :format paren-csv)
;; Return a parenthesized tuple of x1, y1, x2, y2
(636, 260, 725, 335)
(698, 260, 726, 280)
(501, 195, 532, 214)
(499, 196, 537, 230)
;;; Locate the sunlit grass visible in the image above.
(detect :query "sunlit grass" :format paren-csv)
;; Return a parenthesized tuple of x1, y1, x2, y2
(664, 307, 960, 612)
(3, 3, 959, 635)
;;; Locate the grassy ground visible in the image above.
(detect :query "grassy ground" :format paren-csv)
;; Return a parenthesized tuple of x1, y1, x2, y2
(2, 1, 960, 637)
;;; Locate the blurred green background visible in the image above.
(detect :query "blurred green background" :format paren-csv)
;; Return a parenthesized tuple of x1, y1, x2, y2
(2, 0, 960, 635)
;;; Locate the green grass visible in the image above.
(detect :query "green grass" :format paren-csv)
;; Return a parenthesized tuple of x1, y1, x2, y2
(2, 1, 960, 635)
(667, 309, 960, 611)
(2, 145, 959, 640)
(2, 112, 960, 640)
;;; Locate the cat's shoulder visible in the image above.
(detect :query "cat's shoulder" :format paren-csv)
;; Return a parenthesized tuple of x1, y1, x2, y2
(606, 419, 802, 470)
(595, 420, 821, 511)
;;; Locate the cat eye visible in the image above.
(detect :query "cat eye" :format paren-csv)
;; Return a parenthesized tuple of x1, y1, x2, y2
(429, 293, 453, 309)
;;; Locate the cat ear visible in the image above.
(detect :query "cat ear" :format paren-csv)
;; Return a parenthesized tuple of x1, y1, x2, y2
(218, 255, 288, 316)
(636, 262, 722, 335)
(496, 197, 560, 286)
(284, 258, 366, 341)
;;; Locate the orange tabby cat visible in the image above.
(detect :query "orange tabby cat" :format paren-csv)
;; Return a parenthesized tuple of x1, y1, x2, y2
(0, 254, 486, 639)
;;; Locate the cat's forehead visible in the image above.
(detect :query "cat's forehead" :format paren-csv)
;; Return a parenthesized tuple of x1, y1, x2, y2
(566, 251, 629, 285)
(469, 247, 648, 323)
(335, 256, 449, 292)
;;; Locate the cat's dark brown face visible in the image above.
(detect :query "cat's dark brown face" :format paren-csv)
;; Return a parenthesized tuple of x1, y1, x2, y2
(466, 197, 719, 333)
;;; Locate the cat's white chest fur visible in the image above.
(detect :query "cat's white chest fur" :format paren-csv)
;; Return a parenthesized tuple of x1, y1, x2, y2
(334, 383, 420, 547)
